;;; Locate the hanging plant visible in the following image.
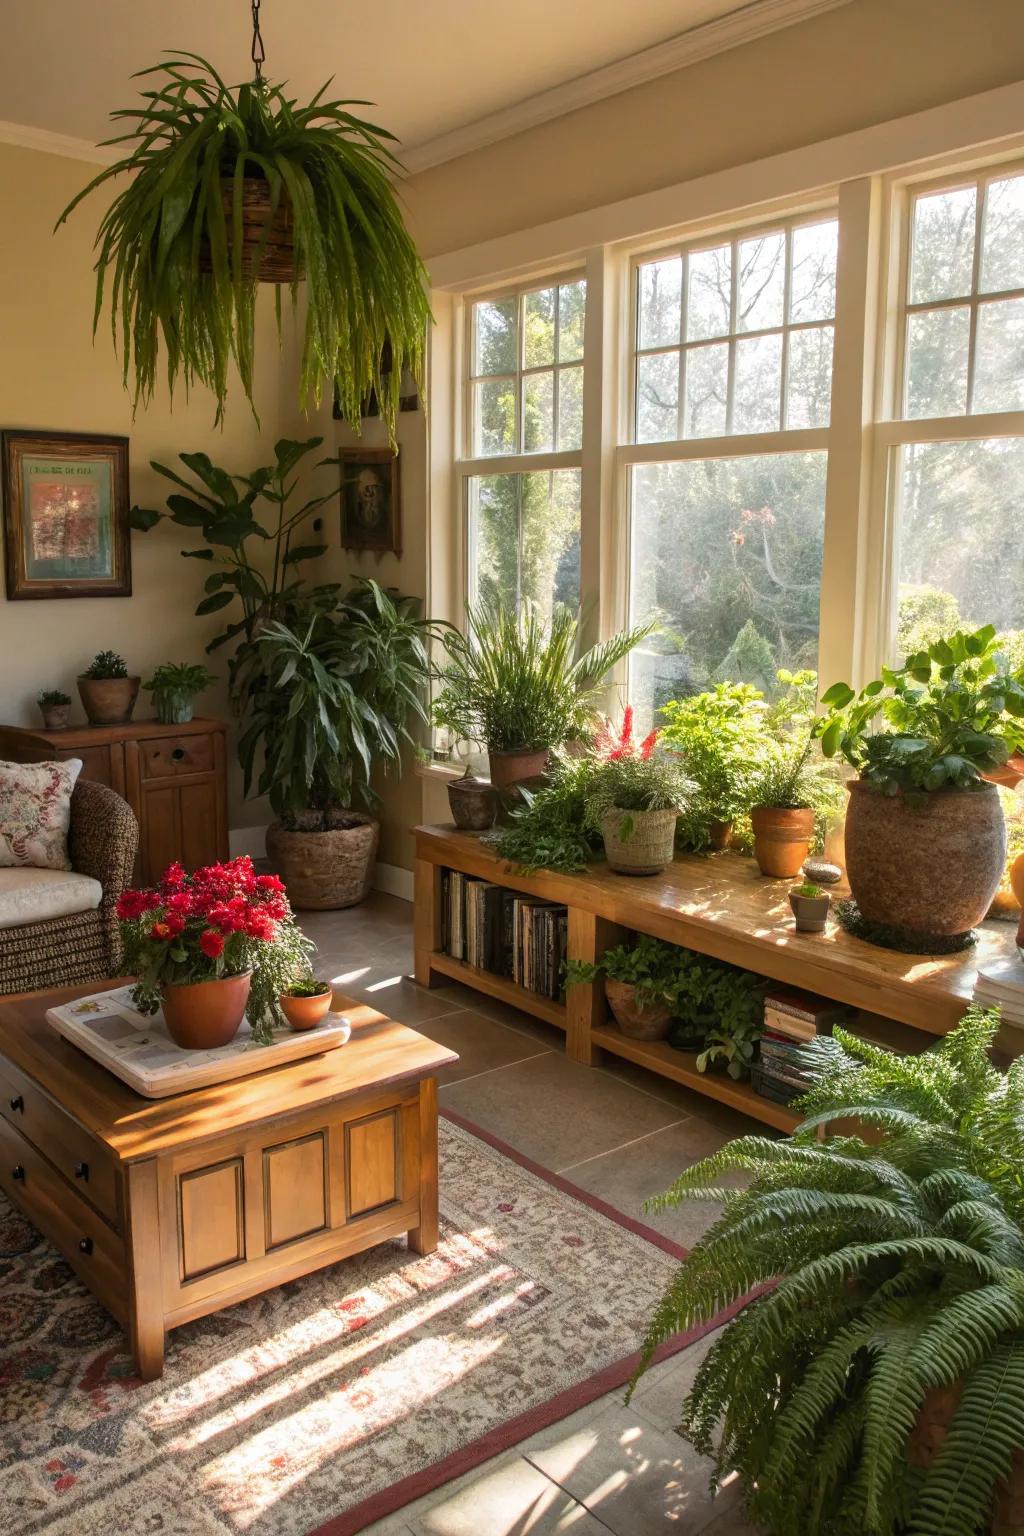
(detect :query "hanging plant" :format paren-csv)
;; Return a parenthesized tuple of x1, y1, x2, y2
(56, 5, 430, 432)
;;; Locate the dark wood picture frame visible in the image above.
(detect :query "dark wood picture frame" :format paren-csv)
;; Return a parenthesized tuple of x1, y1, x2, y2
(2, 429, 131, 600)
(338, 447, 402, 556)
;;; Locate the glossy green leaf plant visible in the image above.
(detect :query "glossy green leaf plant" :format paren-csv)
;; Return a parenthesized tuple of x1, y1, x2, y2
(57, 52, 430, 430)
(631, 1008, 1024, 1535)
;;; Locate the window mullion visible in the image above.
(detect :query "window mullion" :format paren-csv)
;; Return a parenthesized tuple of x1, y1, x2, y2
(780, 228, 794, 430)
(725, 238, 739, 434)
(965, 178, 983, 413)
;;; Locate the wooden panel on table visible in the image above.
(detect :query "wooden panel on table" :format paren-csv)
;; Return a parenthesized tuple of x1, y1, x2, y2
(126, 1159, 165, 1381)
(346, 1107, 400, 1217)
(263, 1132, 328, 1249)
(178, 1158, 245, 1280)
(408, 1077, 438, 1255)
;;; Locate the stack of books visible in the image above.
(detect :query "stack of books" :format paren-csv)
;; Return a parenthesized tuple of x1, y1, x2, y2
(974, 958, 1024, 1026)
(754, 987, 853, 1106)
(440, 870, 567, 1002)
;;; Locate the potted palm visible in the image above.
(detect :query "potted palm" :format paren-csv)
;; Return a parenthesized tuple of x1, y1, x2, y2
(143, 662, 216, 725)
(631, 1007, 1024, 1535)
(237, 580, 438, 909)
(57, 44, 429, 432)
(816, 625, 1024, 941)
(585, 710, 693, 875)
(659, 682, 767, 849)
(78, 651, 140, 725)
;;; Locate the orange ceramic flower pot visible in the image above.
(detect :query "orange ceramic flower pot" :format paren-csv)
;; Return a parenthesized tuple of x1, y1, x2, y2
(750, 806, 815, 878)
(279, 988, 334, 1031)
(161, 972, 251, 1050)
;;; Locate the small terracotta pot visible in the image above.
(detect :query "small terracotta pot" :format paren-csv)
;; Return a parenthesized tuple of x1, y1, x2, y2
(604, 978, 672, 1041)
(279, 988, 333, 1031)
(789, 889, 831, 934)
(161, 971, 251, 1050)
(487, 746, 549, 791)
(707, 820, 733, 851)
(77, 675, 140, 726)
(751, 805, 815, 878)
(39, 703, 71, 730)
(447, 773, 498, 831)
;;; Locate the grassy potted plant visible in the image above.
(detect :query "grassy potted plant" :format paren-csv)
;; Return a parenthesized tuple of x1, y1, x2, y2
(78, 650, 140, 725)
(585, 710, 692, 875)
(278, 977, 334, 1031)
(37, 688, 72, 731)
(748, 671, 843, 878)
(816, 625, 1024, 941)
(789, 879, 831, 933)
(659, 683, 767, 850)
(237, 580, 438, 909)
(57, 50, 430, 434)
(143, 662, 215, 725)
(632, 1006, 1024, 1535)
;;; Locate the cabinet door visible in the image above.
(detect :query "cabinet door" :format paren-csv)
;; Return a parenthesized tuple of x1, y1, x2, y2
(139, 779, 224, 881)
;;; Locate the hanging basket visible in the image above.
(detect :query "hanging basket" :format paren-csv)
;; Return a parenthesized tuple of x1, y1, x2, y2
(199, 178, 302, 284)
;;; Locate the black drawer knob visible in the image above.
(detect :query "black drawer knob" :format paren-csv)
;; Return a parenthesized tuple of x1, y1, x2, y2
(78, 1237, 93, 1256)
(11, 1165, 25, 1181)
(171, 746, 187, 761)
(9, 1095, 23, 1113)
(74, 1161, 89, 1181)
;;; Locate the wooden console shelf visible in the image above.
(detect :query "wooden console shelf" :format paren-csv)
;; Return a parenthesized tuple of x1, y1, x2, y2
(414, 823, 1020, 1132)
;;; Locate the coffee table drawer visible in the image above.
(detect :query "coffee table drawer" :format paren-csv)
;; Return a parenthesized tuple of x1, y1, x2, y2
(0, 1113, 127, 1324)
(0, 1057, 120, 1228)
(140, 733, 215, 779)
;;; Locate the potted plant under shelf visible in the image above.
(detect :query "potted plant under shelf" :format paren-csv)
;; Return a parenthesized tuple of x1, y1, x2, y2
(279, 979, 334, 1031)
(37, 688, 72, 730)
(143, 662, 216, 725)
(659, 682, 768, 851)
(78, 650, 140, 726)
(789, 880, 831, 933)
(816, 625, 1024, 943)
(585, 711, 693, 876)
(566, 935, 681, 1042)
(117, 860, 312, 1049)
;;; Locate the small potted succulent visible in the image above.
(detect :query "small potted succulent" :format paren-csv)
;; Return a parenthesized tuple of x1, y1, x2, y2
(278, 977, 334, 1031)
(37, 688, 72, 730)
(143, 661, 215, 725)
(789, 880, 831, 933)
(78, 650, 140, 726)
(585, 709, 692, 875)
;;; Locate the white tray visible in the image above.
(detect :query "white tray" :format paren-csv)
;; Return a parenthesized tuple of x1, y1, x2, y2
(46, 985, 351, 1098)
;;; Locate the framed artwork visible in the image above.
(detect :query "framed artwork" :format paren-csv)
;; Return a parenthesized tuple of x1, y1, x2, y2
(2, 430, 131, 600)
(338, 448, 402, 556)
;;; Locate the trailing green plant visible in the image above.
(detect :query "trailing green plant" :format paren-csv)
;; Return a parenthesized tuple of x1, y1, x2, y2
(815, 625, 1024, 793)
(37, 689, 71, 707)
(490, 752, 600, 874)
(143, 662, 216, 698)
(565, 933, 686, 1008)
(659, 683, 767, 844)
(81, 650, 129, 680)
(57, 51, 430, 431)
(632, 1005, 1024, 1535)
(235, 579, 439, 824)
(431, 597, 652, 754)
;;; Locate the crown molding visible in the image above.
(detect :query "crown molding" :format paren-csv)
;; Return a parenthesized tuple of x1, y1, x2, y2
(399, 0, 854, 174)
(0, 119, 115, 165)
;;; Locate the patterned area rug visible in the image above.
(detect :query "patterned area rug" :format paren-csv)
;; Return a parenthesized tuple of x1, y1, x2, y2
(1, 1112, 715, 1536)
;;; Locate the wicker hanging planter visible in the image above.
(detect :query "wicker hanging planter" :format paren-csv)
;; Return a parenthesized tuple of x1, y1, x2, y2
(199, 179, 302, 284)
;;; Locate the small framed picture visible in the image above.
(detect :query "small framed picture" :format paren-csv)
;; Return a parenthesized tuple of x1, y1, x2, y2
(2, 430, 131, 600)
(338, 448, 402, 556)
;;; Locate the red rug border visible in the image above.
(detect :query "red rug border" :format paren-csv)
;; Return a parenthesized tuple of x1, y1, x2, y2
(307, 1107, 744, 1536)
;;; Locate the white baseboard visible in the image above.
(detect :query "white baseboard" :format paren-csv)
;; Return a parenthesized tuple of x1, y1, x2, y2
(230, 824, 414, 903)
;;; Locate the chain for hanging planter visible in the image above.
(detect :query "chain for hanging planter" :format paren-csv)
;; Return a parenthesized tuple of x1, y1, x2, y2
(55, 2, 429, 431)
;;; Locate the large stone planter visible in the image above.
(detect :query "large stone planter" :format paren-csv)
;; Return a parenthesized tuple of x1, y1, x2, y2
(845, 779, 1006, 936)
(266, 814, 380, 910)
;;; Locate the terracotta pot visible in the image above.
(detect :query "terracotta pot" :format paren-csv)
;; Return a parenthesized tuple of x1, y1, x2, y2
(487, 746, 549, 791)
(279, 988, 333, 1031)
(845, 779, 1006, 936)
(750, 805, 815, 878)
(789, 889, 831, 934)
(77, 675, 140, 726)
(266, 815, 379, 910)
(989, 886, 1021, 921)
(604, 978, 672, 1041)
(601, 807, 679, 876)
(161, 971, 251, 1050)
(39, 703, 71, 730)
(908, 1382, 1024, 1533)
(447, 773, 498, 831)
(707, 820, 733, 851)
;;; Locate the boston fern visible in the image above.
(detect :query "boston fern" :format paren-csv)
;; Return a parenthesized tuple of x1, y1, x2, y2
(57, 53, 430, 429)
(633, 1007, 1024, 1535)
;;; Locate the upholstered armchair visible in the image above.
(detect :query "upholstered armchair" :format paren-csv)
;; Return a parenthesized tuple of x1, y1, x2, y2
(0, 780, 139, 995)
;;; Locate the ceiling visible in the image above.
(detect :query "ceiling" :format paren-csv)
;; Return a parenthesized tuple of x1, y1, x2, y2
(0, 1, 824, 163)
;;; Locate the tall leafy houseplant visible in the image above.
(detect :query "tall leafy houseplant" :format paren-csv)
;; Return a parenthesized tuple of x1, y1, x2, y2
(659, 683, 767, 849)
(632, 1008, 1024, 1536)
(815, 627, 1024, 941)
(57, 52, 430, 431)
(236, 580, 438, 909)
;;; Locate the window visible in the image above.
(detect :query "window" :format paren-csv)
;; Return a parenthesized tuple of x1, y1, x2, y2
(462, 277, 586, 617)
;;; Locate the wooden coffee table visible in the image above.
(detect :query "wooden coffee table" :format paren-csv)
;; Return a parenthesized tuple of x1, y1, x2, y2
(0, 982, 457, 1379)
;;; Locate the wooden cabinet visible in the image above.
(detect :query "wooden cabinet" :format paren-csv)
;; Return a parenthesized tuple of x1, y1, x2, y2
(0, 717, 229, 882)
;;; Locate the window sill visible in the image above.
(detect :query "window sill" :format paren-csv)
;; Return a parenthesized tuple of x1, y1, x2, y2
(415, 759, 475, 784)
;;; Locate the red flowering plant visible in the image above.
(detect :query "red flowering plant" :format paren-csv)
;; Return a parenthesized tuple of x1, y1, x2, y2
(585, 706, 693, 839)
(117, 857, 313, 1043)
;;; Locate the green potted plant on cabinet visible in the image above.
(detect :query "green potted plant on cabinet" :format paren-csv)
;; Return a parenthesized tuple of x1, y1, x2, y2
(815, 625, 1024, 941)
(585, 710, 693, 875)
(78, 650, 140, 726)
(143, 662, 216, 725)
(37, 688, 72, 731)
(631, 1007, 1024, 1535)
(659, 682, 767, 850)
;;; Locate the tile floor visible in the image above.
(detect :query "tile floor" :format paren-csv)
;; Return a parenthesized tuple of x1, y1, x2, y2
(300, 891, 762, 1536)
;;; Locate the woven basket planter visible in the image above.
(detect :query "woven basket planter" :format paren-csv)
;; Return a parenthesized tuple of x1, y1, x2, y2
(600, 807, 678, 876)
(199, 178, 301, 283)
(266, 814, 379, 910)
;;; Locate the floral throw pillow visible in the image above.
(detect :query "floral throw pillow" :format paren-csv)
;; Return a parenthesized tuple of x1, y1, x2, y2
(0, 758, 83, 871)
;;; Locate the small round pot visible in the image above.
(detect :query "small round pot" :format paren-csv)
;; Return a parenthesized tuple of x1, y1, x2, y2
(77, 675, 140, 726)
(845, 779, 1006, 936)
(751, 806, 815, 878)
(487, 747, 549, 791)
(707, 819, 733, 851)
(39, 703, 71, 730)
(447, 773, 498, 831)
(161, 972, 251, 1050)
(789, 889, 831, 934)
(601, 807, 679, 876)
(266, 814, 380, 910)
(153, 689, 196, 726)
(604, 978, 672, 1041)
(279, 988, 333, 1031)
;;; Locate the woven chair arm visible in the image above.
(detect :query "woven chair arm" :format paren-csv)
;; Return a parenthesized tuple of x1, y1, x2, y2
(67, 780, 139, 909)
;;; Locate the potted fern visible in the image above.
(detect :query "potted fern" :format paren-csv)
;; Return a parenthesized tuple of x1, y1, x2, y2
(632, 1007, 1024, 1534)
(143, 662, 215, 725)
(57, 44, 430, 431)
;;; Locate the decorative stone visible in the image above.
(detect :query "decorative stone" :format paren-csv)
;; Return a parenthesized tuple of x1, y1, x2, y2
(802, 857, 842, 885)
